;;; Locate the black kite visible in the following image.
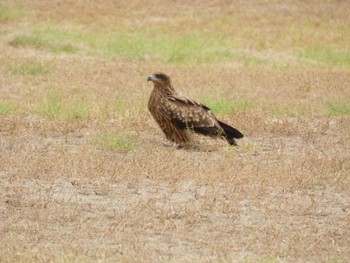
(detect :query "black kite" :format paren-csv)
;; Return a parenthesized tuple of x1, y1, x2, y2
(147, 72, 244, 147)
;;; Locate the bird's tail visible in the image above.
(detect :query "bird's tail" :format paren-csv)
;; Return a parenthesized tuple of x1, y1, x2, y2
(218, 121, 244, 146)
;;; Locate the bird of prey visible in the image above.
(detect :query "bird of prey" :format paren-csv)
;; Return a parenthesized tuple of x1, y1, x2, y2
(147, 72, 244, 147)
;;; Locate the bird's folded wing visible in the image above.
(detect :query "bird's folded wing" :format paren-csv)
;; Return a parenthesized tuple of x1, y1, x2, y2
(165, 95, 218, 128)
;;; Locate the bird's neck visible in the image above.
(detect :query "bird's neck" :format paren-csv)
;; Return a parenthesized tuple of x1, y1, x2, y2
(154, 83, 176, 95)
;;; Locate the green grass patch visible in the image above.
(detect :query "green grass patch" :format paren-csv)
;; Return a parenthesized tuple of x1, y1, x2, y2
(10, 29, 79, 54)
(11, 25, 349, 67)
(201, 97, 256, 115)
(7, 61, 51, 76)
(324, 101, 350, 116)
(0, 101, 16, 114)
(8, 26, 271, 65)
(0, 5, 25, 23)
(114, 97, 128, 114)
(243, 56, 267, 67)
(8, 26, 242, 64)
(37, 93, 89, 120)
(98, 31, 243, 64)
(153, 35, 235, 64)
(7, 25, 295, 66)
(300, 48, 350, 67)
(93, 132, 136, 152)
(100, 31, 239, 64)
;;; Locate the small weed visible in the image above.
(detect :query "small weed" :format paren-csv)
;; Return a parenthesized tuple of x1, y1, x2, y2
(66, 104, 89, 120)
(10, 32, 78, 54)
(243, 56, 267, 67)
(206, 99, 233, 115)
(0, 5, 25, 23)
(202, 97, 255, 115)
(300, 48, 350, 67)
(7, 61, 51, 76)
(114, 97, 127, 114)
(94, 132, 136, 152)
(0, 101, 15, 114)
(10, 35, 44, 48)
(37, 93, 62, 119)
(37, 93, 89, 120)
(324, 101, 350, 116)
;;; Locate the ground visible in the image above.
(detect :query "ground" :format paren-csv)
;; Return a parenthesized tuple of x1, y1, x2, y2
(0, 1, 349, 262)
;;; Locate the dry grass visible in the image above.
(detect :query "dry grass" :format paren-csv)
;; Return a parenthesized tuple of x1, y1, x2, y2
(0, 1, 350, 262)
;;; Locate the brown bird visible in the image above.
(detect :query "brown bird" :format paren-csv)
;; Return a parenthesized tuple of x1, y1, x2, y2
(147, 72, 244, 147)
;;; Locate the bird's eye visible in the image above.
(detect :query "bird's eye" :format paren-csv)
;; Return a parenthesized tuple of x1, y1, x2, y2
(156, 74, 167, 82)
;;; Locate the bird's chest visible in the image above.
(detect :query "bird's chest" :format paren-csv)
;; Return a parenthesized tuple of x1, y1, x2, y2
(148, 91, 169, 121)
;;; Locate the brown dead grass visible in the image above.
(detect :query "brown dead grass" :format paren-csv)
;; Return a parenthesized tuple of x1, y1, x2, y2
(1, 1, 350, 262)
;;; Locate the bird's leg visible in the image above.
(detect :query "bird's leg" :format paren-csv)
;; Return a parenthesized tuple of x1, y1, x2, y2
(162, 140, 182, 149)
(173, 142, 184, 149)
(170, 141, 185, 149)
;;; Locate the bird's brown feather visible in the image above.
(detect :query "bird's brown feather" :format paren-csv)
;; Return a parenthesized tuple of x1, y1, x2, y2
(166, 95, 222, 131)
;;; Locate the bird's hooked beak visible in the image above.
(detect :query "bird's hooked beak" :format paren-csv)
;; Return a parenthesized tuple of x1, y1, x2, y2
(147, 74, 157, 82)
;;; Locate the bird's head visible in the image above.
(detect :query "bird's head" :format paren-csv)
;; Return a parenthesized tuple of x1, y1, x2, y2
(147, 73, 171, 86)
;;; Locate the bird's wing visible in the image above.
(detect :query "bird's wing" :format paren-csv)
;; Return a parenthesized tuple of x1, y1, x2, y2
(165, 94, 221, 130)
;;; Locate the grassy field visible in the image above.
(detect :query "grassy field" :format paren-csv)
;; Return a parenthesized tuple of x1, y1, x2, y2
(0, 1, 349, 262)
